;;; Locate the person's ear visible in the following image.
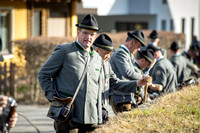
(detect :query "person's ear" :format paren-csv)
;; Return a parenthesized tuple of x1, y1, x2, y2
(142, 58, 146, 63)
(95, 47, 99, 52)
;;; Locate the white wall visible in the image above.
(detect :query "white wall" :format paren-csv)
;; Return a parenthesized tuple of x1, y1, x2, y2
(97, 0, 129, 15)
(96, 15, 156, 32)
(149, 0, 199, 49)
(129, 0, 150, 14)
(96, 0, 151, 15)
(150, 0, 172, 31)
(82, 0, 200, 49)
(167, 0, 200, 49)
(82, 0, 98, 8)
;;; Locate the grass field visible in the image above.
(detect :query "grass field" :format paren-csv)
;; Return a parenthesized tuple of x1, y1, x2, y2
(95, 85, 200, 133)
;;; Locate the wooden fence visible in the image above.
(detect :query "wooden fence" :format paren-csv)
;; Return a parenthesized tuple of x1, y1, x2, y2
(0, 62, 15, 97)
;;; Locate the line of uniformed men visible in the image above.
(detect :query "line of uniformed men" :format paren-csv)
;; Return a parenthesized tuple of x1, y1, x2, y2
(38, 13, 200, 133)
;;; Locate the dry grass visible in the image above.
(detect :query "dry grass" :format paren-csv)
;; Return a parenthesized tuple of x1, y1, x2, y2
(94, 85, 200, 133)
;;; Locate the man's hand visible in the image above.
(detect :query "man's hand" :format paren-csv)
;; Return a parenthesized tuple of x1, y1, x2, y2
(8, 112, 18, 128)
(194, 64, 199, 71)
(137, 75, 153, 87)
(136, 79, 146, 87)
(143, 75, 152, 83)
(149, 83, 163, 91)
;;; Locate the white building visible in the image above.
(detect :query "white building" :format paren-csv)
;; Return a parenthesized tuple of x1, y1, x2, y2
(81, 0, 200, 49)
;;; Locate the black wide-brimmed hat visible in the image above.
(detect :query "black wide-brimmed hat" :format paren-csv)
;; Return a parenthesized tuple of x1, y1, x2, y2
(189, 45, 199, 56)
(147, 44, 161, 52)
(93, 34, 115, 52)
(138, 46, 154, 62)
(127, 30, 145, 46)
(148, 30, 159, 39)
(169, 41, 182, 51)
(76, 14, 101, 31)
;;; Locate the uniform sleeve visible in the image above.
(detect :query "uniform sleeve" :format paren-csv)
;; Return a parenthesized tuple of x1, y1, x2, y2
(152, 65, 167, 93)
(109, 64, 138, 93)
(170, 58, 178, 73)
(161, 48, 167, 58)
(38, 45, 65, 101)
(185, 58, 195, 70)
(113, 50, 142, 80)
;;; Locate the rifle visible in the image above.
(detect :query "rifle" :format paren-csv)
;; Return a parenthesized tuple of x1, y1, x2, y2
(176, 78, 199, 90)
(135, 59, 156, 105)
(143, 59, 157, 103)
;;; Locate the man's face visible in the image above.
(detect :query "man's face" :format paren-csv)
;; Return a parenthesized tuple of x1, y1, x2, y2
(130, 40, 142, 54)
(97, 48, 112, 61)
(77, 29, 97, 49)
(143, 59, 151, 69)
(140, 58, 151, 69)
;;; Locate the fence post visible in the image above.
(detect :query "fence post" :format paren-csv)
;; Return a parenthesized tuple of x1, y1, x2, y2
(0, 65, 2, 93)
(10, 63, 15, 98)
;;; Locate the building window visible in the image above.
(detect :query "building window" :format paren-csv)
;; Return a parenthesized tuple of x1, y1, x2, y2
(161, 20, 166, 30)
(170, 19, 174, 31)
(181, 18, 185, 33)
(162, 0, 168, 4)
(116, 22, 148, 32)
(32, 11, 42, 36)
(191, 18, 195, 40)
(0, 10, 12, 54)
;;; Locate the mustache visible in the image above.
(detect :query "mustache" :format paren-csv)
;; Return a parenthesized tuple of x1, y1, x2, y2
(84, 39, 92, 42)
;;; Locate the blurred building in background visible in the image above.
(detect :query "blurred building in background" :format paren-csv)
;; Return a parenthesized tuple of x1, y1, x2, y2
(0, 0, 199, 60)
(78, 0, 200, 50)
(0, 0, 80, 61)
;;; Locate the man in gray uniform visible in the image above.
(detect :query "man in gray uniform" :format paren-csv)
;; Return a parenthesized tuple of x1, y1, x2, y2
(169, 41, 187, 84)
(110, 30, 145, 80)
(182, 45, 200, 78)
(148, 30, 167, 58)
(38, 14, 104, 133)
(109, 30, 146, 111)
(147, 45, 176, 98)
(133, 46, 163, 104)
(93, 33, 151, 117)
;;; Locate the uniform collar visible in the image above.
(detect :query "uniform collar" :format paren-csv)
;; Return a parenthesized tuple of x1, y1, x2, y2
(183, 51, 191, 59)
(174, 52, 181, 57)
(157, 57, 164, 62)
(149, 42, 157, 46)
(134, 60, 142, 70)
(120, 44, 130, 55)
(75, 41, 94, 56)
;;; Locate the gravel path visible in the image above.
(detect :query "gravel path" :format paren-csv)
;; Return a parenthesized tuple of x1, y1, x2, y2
(10, 104, 54, 133)
(10, 104, 116, 133)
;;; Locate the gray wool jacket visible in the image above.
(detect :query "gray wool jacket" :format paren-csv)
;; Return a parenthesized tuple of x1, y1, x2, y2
(150, 58, 177, 94)
(109, 46, 142, 104)
(182, 51, 195, 78)
(109, 46, 142, 80)
(170, 54, 188, 83)
(101, 61, 139, 115)
(38, 41, 103, 124)
(101, 61, 138, 100)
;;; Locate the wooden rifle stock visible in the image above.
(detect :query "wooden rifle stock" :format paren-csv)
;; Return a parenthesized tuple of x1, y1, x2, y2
(144, 59, 157, 103)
